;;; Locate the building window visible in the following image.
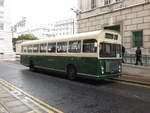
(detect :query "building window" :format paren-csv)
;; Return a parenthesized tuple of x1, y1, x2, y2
(132, 31, 143, 47)
(116, 0, 122, 3)
(91, 0, 96, 9)
(0, 23, 4, 30)
(104, 0, 111, 5)
(104, 0, 122, 5)
(0, 0, 4, 6)
(0, 11, 4, 19)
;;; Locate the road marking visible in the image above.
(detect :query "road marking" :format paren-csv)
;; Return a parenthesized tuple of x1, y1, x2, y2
(27, 110, 37, 113)
(27, 110, 34, 113)
(27, 110, 42, 113)
(113, 80, 150, 89)
(0, 88, 6, 92)
(26, 97, 54, 113)
(0, 79, 64, 113)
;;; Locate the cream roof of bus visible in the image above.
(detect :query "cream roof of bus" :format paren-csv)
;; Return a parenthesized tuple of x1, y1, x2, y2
(21, 30, 120, 46)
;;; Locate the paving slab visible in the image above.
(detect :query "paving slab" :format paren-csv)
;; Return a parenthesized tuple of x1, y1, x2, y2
(116, 75, 150, 85)
(123, 64, 150, 77)
(0, 79, 63, 113)
(0, 103, 8, 113)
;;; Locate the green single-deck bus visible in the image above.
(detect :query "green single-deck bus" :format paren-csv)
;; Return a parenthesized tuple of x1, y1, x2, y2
(20, 30, 122, 80)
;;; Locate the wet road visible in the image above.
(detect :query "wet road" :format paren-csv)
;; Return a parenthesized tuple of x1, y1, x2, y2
(0, 61, 150, 113)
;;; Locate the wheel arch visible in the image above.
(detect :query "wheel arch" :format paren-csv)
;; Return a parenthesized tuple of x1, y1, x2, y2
(66, 64, 77, 73)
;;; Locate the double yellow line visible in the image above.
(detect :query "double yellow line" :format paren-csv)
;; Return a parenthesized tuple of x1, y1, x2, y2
(111, 80, 150, 89)
(0, 79, 64, 113)
(27, 110, 41, 113)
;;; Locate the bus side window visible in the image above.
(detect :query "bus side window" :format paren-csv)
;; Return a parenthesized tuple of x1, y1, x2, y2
(68, 40, 81, 53)
(33, 44, 39, 53)
(28, 45, 33, 53)
(23, 46, 27, 53)
(57, 42, 67, 53)
(83, 39, 97, 53)
(48, 43, 56, 53)
(21, 46, 24, 53)
(40, 43, 47, 53)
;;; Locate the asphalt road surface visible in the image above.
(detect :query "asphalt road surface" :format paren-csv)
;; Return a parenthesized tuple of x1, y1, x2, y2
(0, 61, 150, 113)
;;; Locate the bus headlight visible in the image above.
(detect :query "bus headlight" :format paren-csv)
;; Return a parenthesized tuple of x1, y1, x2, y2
(118, 65, 121, 72)
(101, 66, 104, 74)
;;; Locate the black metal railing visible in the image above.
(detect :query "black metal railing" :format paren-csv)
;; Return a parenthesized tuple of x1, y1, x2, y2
(123, 54, 150, 66)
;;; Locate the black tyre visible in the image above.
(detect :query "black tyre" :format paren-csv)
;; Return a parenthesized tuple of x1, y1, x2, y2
(29, 60, 35, 71)
(67, 66, 77, 80)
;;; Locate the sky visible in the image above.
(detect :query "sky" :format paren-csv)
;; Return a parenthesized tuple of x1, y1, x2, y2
(10, 0, 77, 25)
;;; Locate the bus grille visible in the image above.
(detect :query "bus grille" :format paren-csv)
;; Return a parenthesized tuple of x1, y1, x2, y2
(106, 61, 119, 73)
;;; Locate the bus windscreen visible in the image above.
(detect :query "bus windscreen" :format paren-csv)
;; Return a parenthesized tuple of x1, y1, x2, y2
(99, 43, 121, 58)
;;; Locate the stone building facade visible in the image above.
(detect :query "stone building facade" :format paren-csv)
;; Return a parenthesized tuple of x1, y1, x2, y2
(0, 0, 14, 59)
(77, 0, 150, 54)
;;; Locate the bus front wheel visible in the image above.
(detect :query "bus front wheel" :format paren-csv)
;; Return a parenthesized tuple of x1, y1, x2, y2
(67, 66, 77, 80)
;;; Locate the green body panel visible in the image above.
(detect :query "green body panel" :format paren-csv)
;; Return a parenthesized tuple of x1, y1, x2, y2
(20, 55, 121, 79)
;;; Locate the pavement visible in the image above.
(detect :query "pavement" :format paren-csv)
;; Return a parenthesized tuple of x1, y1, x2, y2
(0, 80, 33, 113)
(114, 74, 150, 86)
(0, 79, 63, 113)
(116, 63, 150, 85)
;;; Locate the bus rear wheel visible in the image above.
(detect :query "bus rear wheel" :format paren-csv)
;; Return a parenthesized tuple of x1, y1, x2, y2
(67, 66, 77, 80)
(29, 61, 35, 71)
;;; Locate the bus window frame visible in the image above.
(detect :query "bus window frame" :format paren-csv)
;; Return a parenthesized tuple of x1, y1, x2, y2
(68, 40, 81, 53)
(33, 44, 39, 53)
(47, 42, 56, 53)
(40, 43, 47, 53)
(82, 39, 97, 53)
(57, 41, 68, 53)
(99, 42, 122, 58)
(27, 45, 33, 53)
